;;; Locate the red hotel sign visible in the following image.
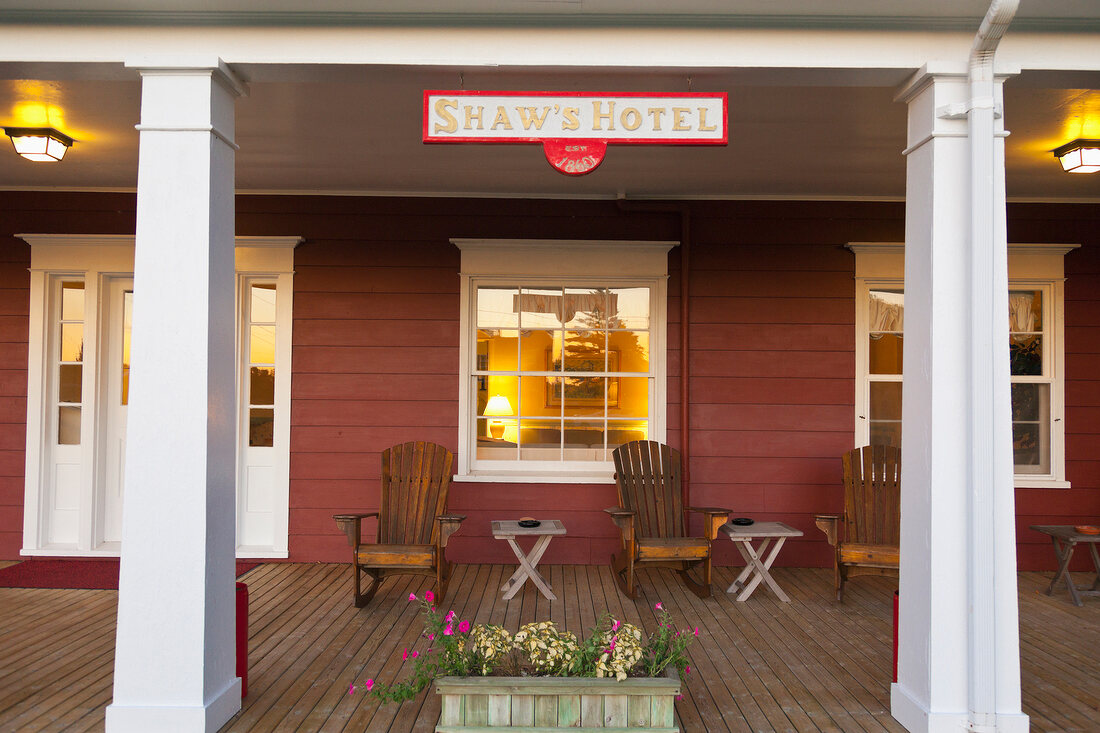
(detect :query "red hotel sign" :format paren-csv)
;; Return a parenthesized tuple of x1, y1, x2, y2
(423, 91, 728, 175)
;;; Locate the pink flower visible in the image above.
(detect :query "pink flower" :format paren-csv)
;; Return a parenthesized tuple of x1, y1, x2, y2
(676, 695, 684, 701)
(425, 590, 435, 603)
(427, 648, 433, 653)
(693, 627, 699, 637)
(445, 610, 456, 622)
(685, 666, 691, 675)
(408, 592, 417, 602)
(348, 683, 355, 695)
(655, 602, 663, 610)
(458, 620, 471, 633)
(402, 649, 408, 660)
(611, 619, 621, 631)
(366, 679, 374, 691)
(412, 651, 419, 658)
(428, 633, 435, 640)
(444, 624, 454, 636)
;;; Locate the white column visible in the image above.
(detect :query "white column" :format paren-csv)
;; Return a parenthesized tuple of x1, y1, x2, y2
(891, 66, 1027, 733)
(106, 59, 245, 733)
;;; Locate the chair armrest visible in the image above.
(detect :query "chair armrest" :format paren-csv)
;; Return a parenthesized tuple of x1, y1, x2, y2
(436, 514, 466, 548)
(332, 512, 379, 548)
(814, 514, 840, 546)
(687, 506, 732, 541)
(603, 507, 636, 540)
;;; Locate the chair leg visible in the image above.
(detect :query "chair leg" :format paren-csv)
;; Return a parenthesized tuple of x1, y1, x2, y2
(835, 554, 845, 602)
(678, 559, 710, 599)
(435, 556, 450, 604)
(610, 550, 638, 599)
(354, 566, 381, 608)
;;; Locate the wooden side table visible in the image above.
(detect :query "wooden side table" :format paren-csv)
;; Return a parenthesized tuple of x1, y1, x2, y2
(720, 521, 803, 602)
(1029, 525, 1100, 606)
(491, 519, 566, 601)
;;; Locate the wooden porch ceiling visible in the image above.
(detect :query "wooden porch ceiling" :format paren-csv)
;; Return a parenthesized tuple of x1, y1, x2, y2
(0, 562, 1096, 732)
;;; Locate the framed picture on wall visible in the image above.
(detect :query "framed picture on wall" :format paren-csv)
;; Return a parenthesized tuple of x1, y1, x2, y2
(545, 349, 619, 407)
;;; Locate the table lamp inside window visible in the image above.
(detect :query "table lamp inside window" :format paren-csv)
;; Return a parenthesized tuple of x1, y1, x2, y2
(484, 394, 514, 440)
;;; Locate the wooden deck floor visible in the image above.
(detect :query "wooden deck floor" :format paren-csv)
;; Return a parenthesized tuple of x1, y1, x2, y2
(0, 564, 1096, 732)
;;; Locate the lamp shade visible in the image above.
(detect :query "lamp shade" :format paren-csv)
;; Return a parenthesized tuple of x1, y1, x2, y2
(1053, 139, 1100, 173)
(483, 394, 514, 417)
(4, 127, 74, 162)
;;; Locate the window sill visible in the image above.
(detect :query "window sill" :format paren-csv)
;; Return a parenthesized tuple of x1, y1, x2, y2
(1014, 478, 1071, 489)
(455, 472, 615, 484)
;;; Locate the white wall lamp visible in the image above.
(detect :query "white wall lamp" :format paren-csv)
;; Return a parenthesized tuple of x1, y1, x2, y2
(1053, 139, 1100, 173)
(3, 127, 74, 162)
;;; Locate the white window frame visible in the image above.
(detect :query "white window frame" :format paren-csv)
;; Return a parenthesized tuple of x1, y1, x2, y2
(19, 234, 300, 556)
(850, 242, 1078, 489)
(454, 239, 675, 483)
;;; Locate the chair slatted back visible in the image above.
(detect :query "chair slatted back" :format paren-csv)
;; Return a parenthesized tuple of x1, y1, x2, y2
(841, 445, 901, 546)
(379, 441, 454, 545)
(613, 440, 684, 538)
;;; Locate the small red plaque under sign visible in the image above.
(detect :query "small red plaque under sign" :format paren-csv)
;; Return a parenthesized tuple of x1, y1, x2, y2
(542, 140, 607, 176)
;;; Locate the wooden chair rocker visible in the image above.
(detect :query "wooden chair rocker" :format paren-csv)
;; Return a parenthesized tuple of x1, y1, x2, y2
(333, 441, 465, 607)
(815, 444, 901, 601)
(605, 440, 730, 599)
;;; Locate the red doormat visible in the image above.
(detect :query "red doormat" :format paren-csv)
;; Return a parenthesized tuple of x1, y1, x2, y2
(0, 559, 262, 589)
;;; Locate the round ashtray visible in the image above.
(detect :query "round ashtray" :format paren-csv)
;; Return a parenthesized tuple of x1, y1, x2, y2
(1074, 525, 1100, 535)
(730, 517, 754, 526)
(518, 519, 541, 528)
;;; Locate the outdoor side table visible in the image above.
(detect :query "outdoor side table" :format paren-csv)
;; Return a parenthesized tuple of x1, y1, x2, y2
(720, 521, 803, 602)
(491, 519, 567, 601)
(1029, 525, 1100, 606)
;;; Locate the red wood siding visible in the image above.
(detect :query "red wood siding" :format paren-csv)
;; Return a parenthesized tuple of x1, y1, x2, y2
(0, 194, 1097, 573)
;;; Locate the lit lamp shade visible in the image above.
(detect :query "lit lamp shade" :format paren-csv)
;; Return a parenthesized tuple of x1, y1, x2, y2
(4, 127, 74, 162)
(1053, 139, 1100, 174)
(483, 394, 514, 440)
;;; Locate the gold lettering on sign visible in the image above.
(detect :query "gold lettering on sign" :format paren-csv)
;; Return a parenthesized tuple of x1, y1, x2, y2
(592, 101, 615, 131)
(672, 107, 691, 131)
(620, 107, 642, 131)
(433, 99, 458, 134)
(561, 107, 580, 131)
(516, 106, 551, 130)
(647, 107, 666, 131)
(698, 107, 717, 132)
(491, 106, 513, 130)
(464, 105, 485, 130)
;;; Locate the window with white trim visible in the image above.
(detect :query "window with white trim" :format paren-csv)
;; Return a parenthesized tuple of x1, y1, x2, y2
(455, 240, 673, 481)
(851, 242, 1077, 489)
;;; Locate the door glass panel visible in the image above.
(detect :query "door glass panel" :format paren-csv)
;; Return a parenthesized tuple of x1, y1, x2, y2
(869, 381, 902, 447)
(1011, 383, 1050, 472)
(61, 281, 84, 320)
(1009, 335, 1042, 376)
(60, 324, 83, 362)
(58, 406, 81, 445)
(249, 408, 274, 447)
(869, 334, 903, 374)
(250, 326, 275, 364)
(250, 367, 275, 405)
(59, 364, 82, 403)
(250, 284, 277, 323)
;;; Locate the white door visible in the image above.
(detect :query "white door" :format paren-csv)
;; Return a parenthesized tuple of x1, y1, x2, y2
(99, 277, 132, 546)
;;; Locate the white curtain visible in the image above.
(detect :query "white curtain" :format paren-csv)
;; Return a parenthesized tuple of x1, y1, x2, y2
(869, 292, 904, 332)
(513, 292, 619, 324)
(1009, 292, 1037, 333)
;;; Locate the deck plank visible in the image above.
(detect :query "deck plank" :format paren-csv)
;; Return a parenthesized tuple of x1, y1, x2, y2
(0, 567, 1097, 732)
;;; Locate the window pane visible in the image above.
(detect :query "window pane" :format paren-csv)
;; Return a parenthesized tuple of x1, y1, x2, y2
(1008, 290, 1041, 332)
(61, 281, 84, 321)
(58, 406, 80, 445)
(562, 288, 609, 329)
(869, 290, 904, 331)
(608, 419, 649, 449)
(869, 334, 903, 375)
(59, 364, 82, 403)
(477, 417, 517, 459)
(479, 329, 518, 372)
(870, 421, 901, 448)
(608, 287, 649, 329)
(563, 377, 607, 417)
(60, 323, 83, 362)
(1009, 335, 1042, 376)
(1011, 382, 1050, 472)
(251, 283, 277, 323)
(250, 325, 275, 364)
(613, 377, 647, 418)
(518, 288, 563, 329)
(610, 331, 649, 373)
(479, 376, 518, 418)
(250, 367, 275, 405)
(562, 331, 606, 371)
(522, 375, 560, 418)
(249, 408, 274, 447)
(870, 381, 902, 421)
(519, 419, 561, 460)
(564, 420, 605, 460)
(520, 329, 554, 372)
(477, 287, 519, 329)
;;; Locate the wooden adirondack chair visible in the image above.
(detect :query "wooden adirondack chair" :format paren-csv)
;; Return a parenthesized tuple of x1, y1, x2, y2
(605, 440, 730, 599)
(333, 441, 465, 607)
(814, 445, 901, 601)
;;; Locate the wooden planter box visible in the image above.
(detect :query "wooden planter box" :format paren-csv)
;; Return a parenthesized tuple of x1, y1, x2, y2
(434, 668, 681, 732)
